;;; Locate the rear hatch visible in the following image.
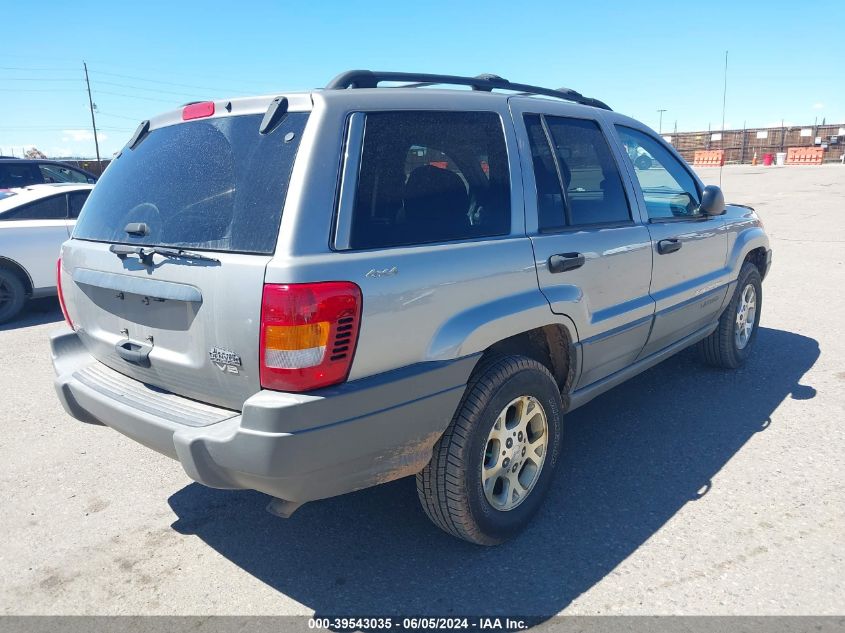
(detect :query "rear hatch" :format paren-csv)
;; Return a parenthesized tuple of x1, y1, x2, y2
(60, 102, 310, 410)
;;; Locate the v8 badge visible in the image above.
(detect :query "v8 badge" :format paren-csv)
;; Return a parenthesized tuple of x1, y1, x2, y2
(209, 347, 242, 374)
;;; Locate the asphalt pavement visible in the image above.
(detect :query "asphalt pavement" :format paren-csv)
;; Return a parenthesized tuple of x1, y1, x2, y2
(1, 165, 842, 618)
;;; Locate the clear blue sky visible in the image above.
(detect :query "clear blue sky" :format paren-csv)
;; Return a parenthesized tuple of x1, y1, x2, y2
(2, 0, 842, 158)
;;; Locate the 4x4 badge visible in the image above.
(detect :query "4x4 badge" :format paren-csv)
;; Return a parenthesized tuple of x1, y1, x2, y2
(209, 347, 242, 374)
(366, 266, 398, 278)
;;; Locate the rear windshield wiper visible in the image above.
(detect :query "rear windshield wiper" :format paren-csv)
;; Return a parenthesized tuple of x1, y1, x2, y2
(109, 244, 220, 265)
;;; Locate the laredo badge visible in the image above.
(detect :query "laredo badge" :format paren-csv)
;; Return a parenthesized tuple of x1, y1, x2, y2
(209, 347, 242, 374)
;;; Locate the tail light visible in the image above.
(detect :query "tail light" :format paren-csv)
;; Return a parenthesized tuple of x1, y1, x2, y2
(56, 257, 74, 330)
(260, 282, 362, 392)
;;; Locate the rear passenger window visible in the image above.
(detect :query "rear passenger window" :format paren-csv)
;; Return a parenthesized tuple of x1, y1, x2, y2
(68, 190, 90, 218)
(1, 194, 67, 220)
(545, 117, 631, 226)
(524, 115, 566, 230)
(0, 164, 40, 188)
(348, 111, 510, 249)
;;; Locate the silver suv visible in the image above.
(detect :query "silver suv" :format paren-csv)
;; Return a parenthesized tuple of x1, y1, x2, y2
(51, 71, 772, 545)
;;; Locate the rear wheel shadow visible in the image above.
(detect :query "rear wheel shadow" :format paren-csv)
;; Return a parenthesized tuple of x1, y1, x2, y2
(167, 326, 818, 618)
(0, 296, 63, 331)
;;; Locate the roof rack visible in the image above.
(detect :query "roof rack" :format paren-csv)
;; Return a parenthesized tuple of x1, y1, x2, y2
(325, 70, 611, 111)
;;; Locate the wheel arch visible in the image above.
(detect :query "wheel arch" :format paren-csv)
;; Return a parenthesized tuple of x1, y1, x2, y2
(728, 227, 769, 278)
(743, 246, 768, 280)
(475, 323, 578, 394)
(425, 287, 580, 390)
(0, 256, 33, 296)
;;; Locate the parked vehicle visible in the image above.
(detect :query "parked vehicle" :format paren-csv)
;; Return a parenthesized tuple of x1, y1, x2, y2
(0, 184, 93, 322)
(0, 159, 97, 188)
(50, 71, 771, 544)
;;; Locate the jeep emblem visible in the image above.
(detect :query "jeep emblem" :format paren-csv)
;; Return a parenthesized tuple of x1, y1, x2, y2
(209, 347, 242, 374)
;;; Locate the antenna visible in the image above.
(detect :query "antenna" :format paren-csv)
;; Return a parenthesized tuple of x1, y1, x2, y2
(719, 50, 728, 186)
(657, 108, 667, 134)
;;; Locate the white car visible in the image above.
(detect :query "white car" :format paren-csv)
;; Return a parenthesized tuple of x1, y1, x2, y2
(0, 183, 93, 323)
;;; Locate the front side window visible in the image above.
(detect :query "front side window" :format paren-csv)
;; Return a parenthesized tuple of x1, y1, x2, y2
(39, 164, 89, 184)
(348, 111, 510, 249)
(616, 126, 701, 220)
(0, 194, 68, 220)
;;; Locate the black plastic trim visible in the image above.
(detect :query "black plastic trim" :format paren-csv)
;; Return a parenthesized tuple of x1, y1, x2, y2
(325, 70, 611, 110)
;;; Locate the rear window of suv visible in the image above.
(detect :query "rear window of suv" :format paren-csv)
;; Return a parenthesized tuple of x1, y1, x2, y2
(348, 111, 510, 250)
(73, 112, 309, 255)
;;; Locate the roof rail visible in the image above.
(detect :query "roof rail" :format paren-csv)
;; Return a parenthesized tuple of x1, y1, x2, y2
(325, 70, 611, 111)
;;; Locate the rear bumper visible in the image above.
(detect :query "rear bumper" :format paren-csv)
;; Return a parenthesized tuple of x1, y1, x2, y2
(51, 328, 475, 503)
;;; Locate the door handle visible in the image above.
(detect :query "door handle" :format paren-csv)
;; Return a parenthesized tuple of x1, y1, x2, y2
(657, 239, 682, 255)
(548, 252, 585, 274)
(115, 338, 152, 367)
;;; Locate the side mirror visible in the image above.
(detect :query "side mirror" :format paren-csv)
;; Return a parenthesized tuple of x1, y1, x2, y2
(700, 185, 726, 216)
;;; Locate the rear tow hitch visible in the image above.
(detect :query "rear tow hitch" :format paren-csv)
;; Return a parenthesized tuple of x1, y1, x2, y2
(266, 498, 304, 519)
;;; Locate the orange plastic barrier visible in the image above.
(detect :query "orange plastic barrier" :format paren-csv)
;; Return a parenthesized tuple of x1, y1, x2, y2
(693, 150, 725, 166)
(786, 147, 824, 165)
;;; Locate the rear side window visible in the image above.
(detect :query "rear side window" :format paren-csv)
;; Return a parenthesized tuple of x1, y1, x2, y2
(524, 115, 566, 230)
(73, 112, 309, 254)
(545, 116, 631, 227)
(68, 190, 90, 218)
(348, 111, 510, 249)
(0, 194, 67, 220)
(0, 163, 41, 188)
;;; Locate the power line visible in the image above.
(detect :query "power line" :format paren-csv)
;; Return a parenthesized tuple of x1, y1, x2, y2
(96, 111, 144, 122)
(0, 125, 132, 131)
(92, 90, 180, 104)
(94, 80, 209, 98)
(0, 65, 79, 71)
(2, 63, 280, 96)
(90, 69, 260, 94)
(0, 77, 81, 81)
(0, 88, 85, 92)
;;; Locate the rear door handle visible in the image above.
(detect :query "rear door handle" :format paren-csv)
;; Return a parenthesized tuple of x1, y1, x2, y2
(548, 252, 585, 274)
(657, 239, 682, 255)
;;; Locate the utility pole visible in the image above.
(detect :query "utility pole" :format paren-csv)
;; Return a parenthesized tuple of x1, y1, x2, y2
(720, 50, 728, 133)
(83, 62, 101, 170)
(657, 109, 667, 133)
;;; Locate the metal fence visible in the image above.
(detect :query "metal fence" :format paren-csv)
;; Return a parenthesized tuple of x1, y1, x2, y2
(664, 123, 844, 164)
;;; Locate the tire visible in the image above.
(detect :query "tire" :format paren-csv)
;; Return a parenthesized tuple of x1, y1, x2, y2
(417, 355, 563, 545)
(634, 155, 652, 170)
(697, 262, 762, 369)
(0, 268, 27, 324)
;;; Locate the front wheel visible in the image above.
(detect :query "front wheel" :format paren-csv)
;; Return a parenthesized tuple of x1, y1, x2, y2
(417, 355, 563, 545)
(697, 262, 762, 369)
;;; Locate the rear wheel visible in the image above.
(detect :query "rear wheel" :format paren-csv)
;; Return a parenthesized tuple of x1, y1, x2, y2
(0, 269, 26, 324)
(417, 355, 563, 545)
(697, 262, 762, 369)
